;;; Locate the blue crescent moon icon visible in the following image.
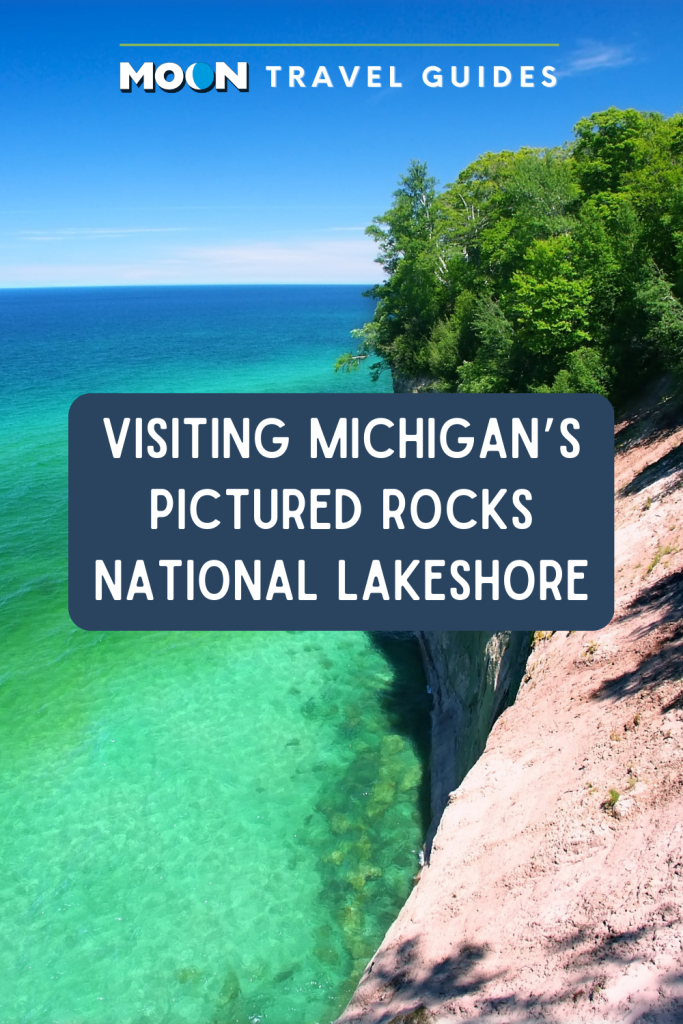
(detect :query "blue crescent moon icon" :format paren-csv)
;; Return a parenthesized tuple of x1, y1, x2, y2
(186, 62, 215, 92)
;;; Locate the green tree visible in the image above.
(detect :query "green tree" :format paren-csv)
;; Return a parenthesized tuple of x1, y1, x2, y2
(338, 107, 683, 404)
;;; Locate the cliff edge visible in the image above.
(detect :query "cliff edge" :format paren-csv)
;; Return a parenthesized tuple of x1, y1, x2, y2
(337, 393, 683, 1023)
(418, 631, 532, 849)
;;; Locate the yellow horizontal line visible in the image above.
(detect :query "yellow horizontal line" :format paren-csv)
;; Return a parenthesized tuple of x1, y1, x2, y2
(119, 42, 560, 48)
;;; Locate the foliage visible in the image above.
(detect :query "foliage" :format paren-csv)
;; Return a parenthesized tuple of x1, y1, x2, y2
(605, 788, 620, 810)
(337, 109, 683, 403)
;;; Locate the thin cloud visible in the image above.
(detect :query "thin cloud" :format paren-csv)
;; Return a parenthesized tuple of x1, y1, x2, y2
(18, 227, 186, 242)
(559, 42, 635, 78)
(176, 238, 381, 281)
(0, 237, 383, 287)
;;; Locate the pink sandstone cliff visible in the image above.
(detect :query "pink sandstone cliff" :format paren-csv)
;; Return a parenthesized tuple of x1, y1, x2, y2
(337, 391, 683, 1024)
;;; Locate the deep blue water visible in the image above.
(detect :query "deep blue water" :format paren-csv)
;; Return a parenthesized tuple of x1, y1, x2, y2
(0, 285, 389, 414)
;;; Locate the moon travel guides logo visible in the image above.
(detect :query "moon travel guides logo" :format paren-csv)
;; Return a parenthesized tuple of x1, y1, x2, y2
(119, 61, 249, 93)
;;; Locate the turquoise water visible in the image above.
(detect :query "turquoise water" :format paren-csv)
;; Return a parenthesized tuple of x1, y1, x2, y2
(0, 287, 430, 1023)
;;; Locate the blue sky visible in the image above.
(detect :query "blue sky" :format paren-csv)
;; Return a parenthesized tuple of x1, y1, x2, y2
(1, 0, 682, 286)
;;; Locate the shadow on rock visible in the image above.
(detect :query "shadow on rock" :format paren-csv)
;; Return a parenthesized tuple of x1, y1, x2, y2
(343, 924, 683, 1022)
(620, 440, 683, 499)
(350, 938, 500, 1023)
(591, 569, 683, 703)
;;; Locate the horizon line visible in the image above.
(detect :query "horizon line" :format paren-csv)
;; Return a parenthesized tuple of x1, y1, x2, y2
(119, 42, 560, 48)
(0, 282, 378, 290)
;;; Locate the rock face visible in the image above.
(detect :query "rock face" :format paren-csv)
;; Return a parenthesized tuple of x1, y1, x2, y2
(337, 392, 683, 1023)
(389, 361, 532, 849)
(417, 631, 532, 843)
(389, 368, 439, 394)
(389, 367, 533, 841)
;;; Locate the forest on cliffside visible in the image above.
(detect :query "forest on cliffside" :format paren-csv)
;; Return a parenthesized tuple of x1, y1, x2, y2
(337, 107, 683, 405)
